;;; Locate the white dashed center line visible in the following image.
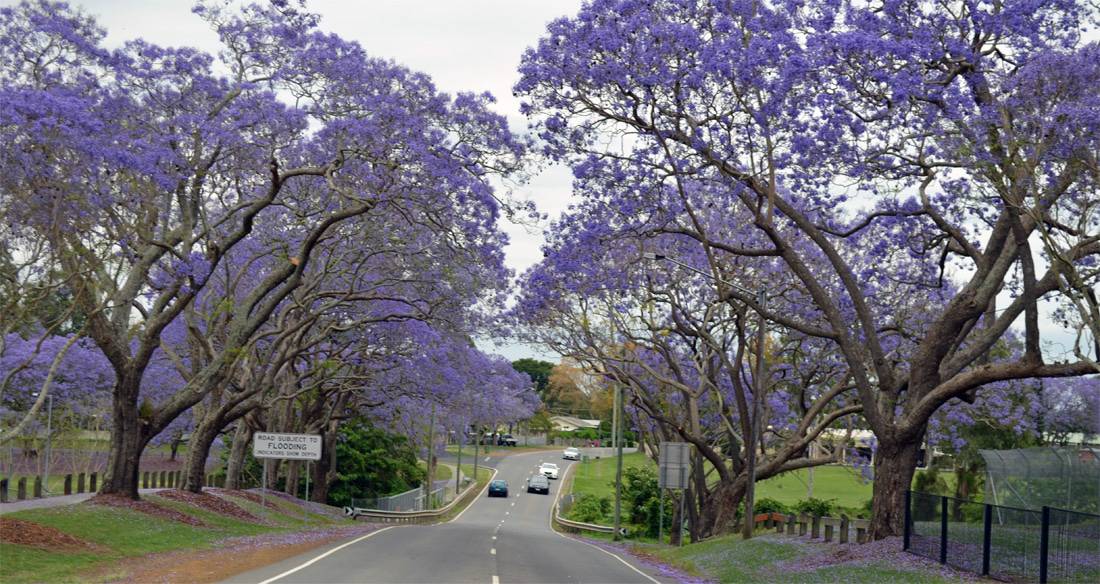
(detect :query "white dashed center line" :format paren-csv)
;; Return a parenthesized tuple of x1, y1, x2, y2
(490, 548, 496, 555)
(492, 576, 500, 584)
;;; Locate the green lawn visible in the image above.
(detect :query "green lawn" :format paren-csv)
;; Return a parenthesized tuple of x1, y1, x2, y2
(566, 453, 954, 516)
(0, 492, 346, 583)
(418, 460, 453, 483)
(645, 533, 969, 583)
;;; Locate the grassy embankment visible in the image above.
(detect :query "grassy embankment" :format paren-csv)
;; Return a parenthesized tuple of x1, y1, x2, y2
(569, 451, 956, 519)
(0, 492, 348, 583)
(567, 454, 970, 582)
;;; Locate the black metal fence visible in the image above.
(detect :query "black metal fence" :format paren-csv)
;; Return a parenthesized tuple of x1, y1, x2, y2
(905, 491, 1100, 583)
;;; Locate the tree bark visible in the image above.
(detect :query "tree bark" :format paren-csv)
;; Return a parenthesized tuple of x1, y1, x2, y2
(225, 421, 254, 490)
(869, 437, 922, 539)
(284, 460, 300, 497)
(309, 427, 338, 504)
(181, 418, 222, 493)
(100, 378, 148, 498)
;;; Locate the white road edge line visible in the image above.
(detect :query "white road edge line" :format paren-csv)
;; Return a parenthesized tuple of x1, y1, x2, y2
(448, 466, 499, 524)
(256, 526, 395, 584)
(548, 464, 660, 584)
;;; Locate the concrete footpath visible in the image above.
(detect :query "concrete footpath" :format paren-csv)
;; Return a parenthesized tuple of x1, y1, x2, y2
(0, 488, 167, 515)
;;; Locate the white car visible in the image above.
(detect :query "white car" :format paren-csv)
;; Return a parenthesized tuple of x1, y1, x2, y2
(539, 462, 560, 479)
(563, 447, 581, 460)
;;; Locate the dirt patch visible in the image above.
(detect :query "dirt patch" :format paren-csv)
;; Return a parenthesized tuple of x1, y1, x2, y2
(0, 517, 103, 552)
(89, 493, 205, 526)
(155, 490, 260, 522)
(111, 524, 383, 584)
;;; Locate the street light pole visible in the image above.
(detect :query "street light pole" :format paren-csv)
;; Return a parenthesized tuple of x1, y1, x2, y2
(643, 252, 768, 539)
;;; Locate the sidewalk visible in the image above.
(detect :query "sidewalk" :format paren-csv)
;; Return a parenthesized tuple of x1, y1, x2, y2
(0, 488, 166, 515)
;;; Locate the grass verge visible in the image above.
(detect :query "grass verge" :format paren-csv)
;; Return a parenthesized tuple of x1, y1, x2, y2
(635, 533, 975, 583)
(0, 491, 349, 583)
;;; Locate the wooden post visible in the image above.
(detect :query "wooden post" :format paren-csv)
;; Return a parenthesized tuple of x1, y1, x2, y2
(0, 478, 8, 502)
(825, 520, 835, 542)
(811, 515, 821, 539)
(33, 476, 42, 498)
(786, 514, 797, 535)
(89, 472, 97, 492)
(77, 472, 85, 494)
(64, 474, 72, 495)
(775, 513, 785, 534)
(839, 515, 849, 544)
(142, 471, 149, 489)
(150, 472, 157, 488)
(174, 470, 181, 487)
(159, 470, 167, 487)
(798, 513, 808, 536)
(17, 477, 27, 500)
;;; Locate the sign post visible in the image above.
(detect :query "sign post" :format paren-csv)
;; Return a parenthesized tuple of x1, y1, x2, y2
(659, 442, 692, 546)
(253, 433, 322, 510)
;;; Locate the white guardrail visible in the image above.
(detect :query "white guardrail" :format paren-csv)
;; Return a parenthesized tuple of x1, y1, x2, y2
(343, 473, 489, 524)
(551, 462, 623, 535)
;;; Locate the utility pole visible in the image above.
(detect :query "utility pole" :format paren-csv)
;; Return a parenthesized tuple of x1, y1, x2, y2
(613, 383, 624, 541)
(473, 423, 480, 484)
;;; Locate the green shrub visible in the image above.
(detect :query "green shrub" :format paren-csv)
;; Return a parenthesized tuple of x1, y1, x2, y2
(754, 497, 790, 515)
(793, 497, 836, 516)
(569, 494, 612, 523)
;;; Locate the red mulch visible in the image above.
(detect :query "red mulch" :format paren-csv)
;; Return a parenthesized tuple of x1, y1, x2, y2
(155, 489, 260, 522)
(0, 517, 103, 552)
(214, 489, 278, 509)
(88, 493, 205, 526)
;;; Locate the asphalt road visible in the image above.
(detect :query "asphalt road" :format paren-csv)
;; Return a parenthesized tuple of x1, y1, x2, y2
(224, 450, 669, 584)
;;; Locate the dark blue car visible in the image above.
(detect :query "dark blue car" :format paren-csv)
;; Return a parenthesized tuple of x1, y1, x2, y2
(487, 479, 508, 497)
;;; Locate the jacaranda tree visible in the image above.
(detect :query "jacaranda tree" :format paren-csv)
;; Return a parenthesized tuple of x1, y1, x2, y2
(0, 0, 525, 498)
(516, 0, 1100, 537)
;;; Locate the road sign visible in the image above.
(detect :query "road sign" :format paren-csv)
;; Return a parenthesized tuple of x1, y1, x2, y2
(253, 432, 321, 460)
(659, 441, 691, 489)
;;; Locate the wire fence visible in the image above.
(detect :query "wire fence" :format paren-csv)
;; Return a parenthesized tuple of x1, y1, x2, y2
(906, 491, 1100, 583)
(352, 482, 453, 512)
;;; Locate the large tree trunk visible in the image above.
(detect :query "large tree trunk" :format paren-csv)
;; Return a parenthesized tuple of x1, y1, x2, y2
(869, 437, 922, 539)
(100, 378, 147, 498)
(225, 421, 254, 490)
(309, 427, 338, 504)
(284, 460, 300, 497)
(181, 417, 222, 493)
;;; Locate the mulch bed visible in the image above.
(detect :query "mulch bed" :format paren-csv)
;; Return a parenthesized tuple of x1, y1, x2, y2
(0, 517, 103, 552)
(88, 493, 205, 526)
(154, 489, 260, 522)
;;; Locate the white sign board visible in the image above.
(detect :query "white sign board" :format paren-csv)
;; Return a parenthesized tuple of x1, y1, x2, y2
(253, 432, 321, 460)
(659, 441, 692, 489)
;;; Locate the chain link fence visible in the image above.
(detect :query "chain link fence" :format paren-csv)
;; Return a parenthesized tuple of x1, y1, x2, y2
(352, 482, 454, 512)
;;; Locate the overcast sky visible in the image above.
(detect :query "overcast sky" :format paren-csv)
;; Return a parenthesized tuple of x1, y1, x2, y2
(19, 0, 1087, 365)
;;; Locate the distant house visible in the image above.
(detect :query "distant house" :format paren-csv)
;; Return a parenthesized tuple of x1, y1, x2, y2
(550, 415, 601, 432)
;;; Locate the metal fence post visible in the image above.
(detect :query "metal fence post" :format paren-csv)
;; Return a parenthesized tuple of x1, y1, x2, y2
(982, 504, 992, 576)
(903, 491, 911, 550)
(1039, 506, 1050, 584)
(939, 496, 948, 564)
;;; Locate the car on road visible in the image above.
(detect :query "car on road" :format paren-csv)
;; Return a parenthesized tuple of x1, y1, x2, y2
(526, 474, 550, 494)
(562, 447, 580, 460)
(498, 433, 518, 447)
(539, 462, 560, 479)
(487, 479, 508, 497)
